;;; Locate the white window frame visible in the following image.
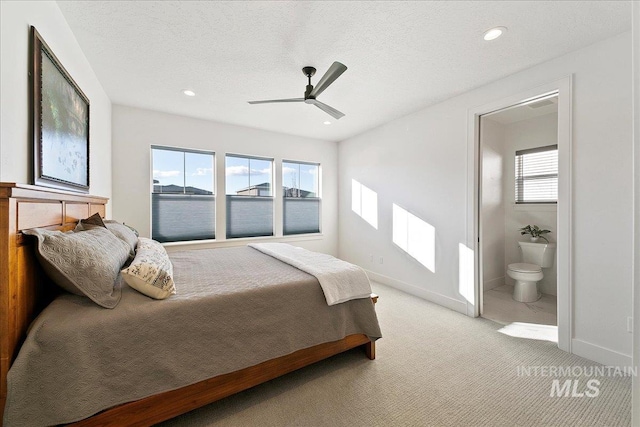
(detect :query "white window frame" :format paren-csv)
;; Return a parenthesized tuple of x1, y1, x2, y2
(282, 160, 322, 236)
(151, 145, 216, 243)
(224, 153, 275, 239)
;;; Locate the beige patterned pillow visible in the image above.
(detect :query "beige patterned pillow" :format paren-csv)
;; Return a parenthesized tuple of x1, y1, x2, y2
(104, 220, 138, 255)
(23, 227, 130, 308)
(76, 218, 138, 259)
(121, 238, 176, 299)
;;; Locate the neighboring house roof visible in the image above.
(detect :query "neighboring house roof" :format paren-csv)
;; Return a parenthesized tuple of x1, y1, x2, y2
(153, 184, 213, 195)
(235, 182, 271, 192)
(236, 183, 315, 197)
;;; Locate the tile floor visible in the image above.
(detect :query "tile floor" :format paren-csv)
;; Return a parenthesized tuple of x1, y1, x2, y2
(482, 284, 557, 326)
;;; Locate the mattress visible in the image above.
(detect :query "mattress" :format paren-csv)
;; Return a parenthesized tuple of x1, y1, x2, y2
(3, 246, 382, 426)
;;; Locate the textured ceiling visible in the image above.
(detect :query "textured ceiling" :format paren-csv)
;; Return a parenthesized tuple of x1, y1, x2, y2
(56, 1, 631, 142)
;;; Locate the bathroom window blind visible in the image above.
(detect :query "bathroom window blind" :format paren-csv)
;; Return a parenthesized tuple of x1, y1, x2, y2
(515, 145, 558, 204)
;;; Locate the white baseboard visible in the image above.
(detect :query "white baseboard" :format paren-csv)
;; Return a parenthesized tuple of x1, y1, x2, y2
(571, 339, 632, 367)
(365, 270, 467, 315)
(483, 276, 504, 291)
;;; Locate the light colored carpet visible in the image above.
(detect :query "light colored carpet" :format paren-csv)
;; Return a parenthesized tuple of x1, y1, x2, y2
(160, 282, 631, 427)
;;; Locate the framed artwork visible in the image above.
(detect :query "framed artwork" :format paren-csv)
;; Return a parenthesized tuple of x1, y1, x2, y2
(31, 26, 90, 193)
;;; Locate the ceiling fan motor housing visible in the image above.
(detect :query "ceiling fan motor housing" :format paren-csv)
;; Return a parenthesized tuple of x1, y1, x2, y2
(304, 85, 315, 100)
(303, 67, 316, 100)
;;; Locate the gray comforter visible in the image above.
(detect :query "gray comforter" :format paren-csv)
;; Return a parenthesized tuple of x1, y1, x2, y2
(3, 246, 382, 426)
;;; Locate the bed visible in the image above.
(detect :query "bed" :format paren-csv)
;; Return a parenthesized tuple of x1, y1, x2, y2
(0, 183, 381, 426)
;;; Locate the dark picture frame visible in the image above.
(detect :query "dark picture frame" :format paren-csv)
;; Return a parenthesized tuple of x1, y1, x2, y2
(30, 26, 90, 193)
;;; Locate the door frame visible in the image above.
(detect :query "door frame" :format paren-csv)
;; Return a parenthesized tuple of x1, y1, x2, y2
(466, 76, 573, 352)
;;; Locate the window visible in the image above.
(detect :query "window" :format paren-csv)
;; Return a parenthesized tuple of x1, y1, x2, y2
(283, 161, 320, 235)
(515, 145, 558, 203)
(225, 154, 273, 238)
(151, 146, 215, 242)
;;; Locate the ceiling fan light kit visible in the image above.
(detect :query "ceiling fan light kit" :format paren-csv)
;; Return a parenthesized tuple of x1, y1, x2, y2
(248, 61, 347, 120)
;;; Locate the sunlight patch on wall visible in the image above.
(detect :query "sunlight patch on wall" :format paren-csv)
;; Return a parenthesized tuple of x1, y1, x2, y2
(392, 204, 435, 272)
(458, 243, 475, 305)
(351, 179, 378, 229)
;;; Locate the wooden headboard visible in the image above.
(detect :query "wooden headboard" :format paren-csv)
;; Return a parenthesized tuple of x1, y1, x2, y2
(0, 183, 108, 420)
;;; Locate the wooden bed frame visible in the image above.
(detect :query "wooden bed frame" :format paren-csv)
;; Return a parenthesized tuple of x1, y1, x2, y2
(0, 183, 376, 426)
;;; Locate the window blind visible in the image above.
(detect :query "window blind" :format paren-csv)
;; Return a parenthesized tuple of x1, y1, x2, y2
(283, 198, 320, 235)
(152, 194, 215, 242)
(226, 196, 273, 238)
(515, 145, 558, 203)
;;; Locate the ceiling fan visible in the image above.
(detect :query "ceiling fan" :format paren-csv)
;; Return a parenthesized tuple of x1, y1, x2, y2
(248, 61, 347, 120)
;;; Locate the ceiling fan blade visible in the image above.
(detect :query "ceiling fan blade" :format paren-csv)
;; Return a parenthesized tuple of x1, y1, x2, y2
(248, 98, 304, 104)
(309, 62, 347, 98)
(312, 100, 345, 120)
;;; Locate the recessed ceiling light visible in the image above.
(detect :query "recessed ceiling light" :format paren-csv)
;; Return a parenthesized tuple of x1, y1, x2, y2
(323, 121, 331, 125)
(182, 89, 196, 97)
(483, 26, 507, 41)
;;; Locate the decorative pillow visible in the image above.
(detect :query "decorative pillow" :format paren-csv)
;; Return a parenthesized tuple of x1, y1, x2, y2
(121, 237, 176, 300)
(23, 227, 130, 308)
(79, 212, 106, 228)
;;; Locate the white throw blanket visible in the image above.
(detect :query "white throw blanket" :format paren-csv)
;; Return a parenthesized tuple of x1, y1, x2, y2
(249, 243, 372, 306)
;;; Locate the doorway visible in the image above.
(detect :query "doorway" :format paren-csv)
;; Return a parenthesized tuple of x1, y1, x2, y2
(479, 95, 559, 338)
(466, 77, 572, 352)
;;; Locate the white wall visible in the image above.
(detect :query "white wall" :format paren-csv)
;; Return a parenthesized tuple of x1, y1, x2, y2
(480, 118, 505, 291)
(503, 113, 558, 296)
(338, 32, 633, 364)
(0, 1, 112, 210)
(632, 1, 639, 423)
(112, 105, 338, 255)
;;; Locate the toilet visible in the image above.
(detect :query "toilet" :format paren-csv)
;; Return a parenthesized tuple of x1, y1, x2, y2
(507, 241, 556, 302)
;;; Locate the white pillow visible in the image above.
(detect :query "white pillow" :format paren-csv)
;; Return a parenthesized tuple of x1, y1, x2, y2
(121, 238, 176, 299)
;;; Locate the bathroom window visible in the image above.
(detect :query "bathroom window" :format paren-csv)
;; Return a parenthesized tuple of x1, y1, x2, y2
(515, 145, 558, 204)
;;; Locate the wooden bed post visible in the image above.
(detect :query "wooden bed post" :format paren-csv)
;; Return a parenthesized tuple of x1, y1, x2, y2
(363, 293, 379, 360)
(364, 341, 376, 360)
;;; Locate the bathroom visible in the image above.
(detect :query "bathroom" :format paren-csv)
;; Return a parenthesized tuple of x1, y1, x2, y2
(480, 96, 558, 328)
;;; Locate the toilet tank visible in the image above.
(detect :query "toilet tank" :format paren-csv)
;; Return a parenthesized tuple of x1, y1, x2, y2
(518, 241, 556, 268)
